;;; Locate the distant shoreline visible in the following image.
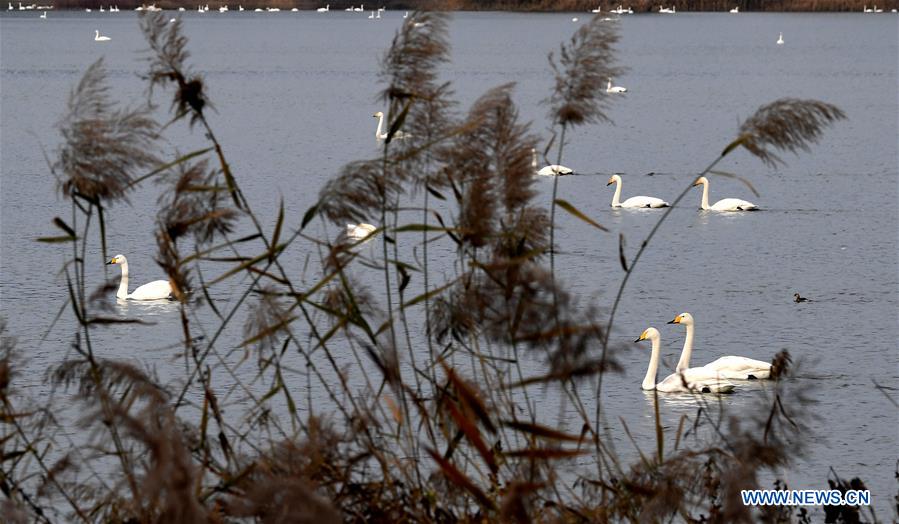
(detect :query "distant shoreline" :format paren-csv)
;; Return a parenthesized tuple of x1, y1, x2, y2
(5, 1, 899, 13)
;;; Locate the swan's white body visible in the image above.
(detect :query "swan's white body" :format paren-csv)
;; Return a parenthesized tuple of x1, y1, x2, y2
(776, 32, 784, 45)
(591, 6, 601, 13)
(368, 10, 373, 18)
(659, 6, 675, 13)
(693, 176, 758, 211)
(729, 6, 739, 13)
(530, 149, 573, 176)
(373, 111, 410, 141)
(670, 313, 772, 380)
(94, 30, 111, 41)
(346, 223, 377, 240)
(353, 3, 363, 11)
(316, 4, 328, 11)
(607, 174, 669, 208)
(637, 328, 736, 393)
(606, 79, 627, 93)
(403, 10, 407, 17)
(107, 254, 173, 300)
(39, 9, 45, 17)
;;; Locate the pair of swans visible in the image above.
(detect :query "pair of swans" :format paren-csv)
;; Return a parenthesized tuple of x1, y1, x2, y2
(606, 175, 756, 211)
(94, 30, 111, 41)
(372, 111, 411, 141)
(531, 148, 573, 176)
(107, 255, 174, 300)
(636, 312, 772, 394)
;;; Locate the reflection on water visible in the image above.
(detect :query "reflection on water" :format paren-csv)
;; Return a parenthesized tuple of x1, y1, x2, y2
(115, 297, 181, 318)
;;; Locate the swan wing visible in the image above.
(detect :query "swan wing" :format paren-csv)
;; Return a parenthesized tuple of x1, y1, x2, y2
(128, 279, 173, 300)
(536, 165, 573, 176)
(621, 196, 669, 208)
(710, 198, 758, 211)
(656, 368, 736, 393)
(703, 356, 771, 379)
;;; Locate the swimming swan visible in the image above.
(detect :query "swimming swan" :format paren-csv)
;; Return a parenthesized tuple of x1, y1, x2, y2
(373, 111, 410, 141)
(531, 148, 573, 176)
(106, 254, 174, 300)
(669, 312, 771, 379)
(776, 32, 784, 45)
(94, 30, 111, 41)
(346, 223, 377, 240)
(606, 79, 627, 93)
(692, 176, 758, 211)
(636, 328, 736, 393)
(607, 174, 669, 208)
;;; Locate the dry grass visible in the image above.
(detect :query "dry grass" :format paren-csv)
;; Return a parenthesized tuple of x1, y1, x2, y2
(1, 9, 875, 524)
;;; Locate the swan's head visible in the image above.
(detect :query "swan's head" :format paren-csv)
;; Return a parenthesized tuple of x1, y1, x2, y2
(667, 312, 694, 326)
(606, 174, 622, 186)
(372, 111, 383, 118)
(635, 327, 660, 343)
(106, 254, 126, 265)
(692, 176, 709, 187)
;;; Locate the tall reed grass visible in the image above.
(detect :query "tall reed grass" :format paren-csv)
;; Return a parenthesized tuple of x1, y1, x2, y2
(1, 10, 879, 524)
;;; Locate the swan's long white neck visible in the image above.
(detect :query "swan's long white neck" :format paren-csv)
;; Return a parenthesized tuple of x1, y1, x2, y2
(611, 178, 622, 207)
(675, 322, 694, 372)
(116, 260, 130, 299)
(699, 179, 711, 209)
(375, 113, 385, 139)
(531, 148, 537, 170)
(642, 334, 661, 390)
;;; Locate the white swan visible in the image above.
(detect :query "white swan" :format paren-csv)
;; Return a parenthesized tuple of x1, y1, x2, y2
(591, 6, 600, 13)
(776, 32, 784, 45)
(693, 176, 757, 211)
(531, 148, 573, 176)
(353, 3, 363, 11)
(39, 9, 45, 17)
(368, 10, 373, 18)
(607, 174, 669, 208)
(403, 10, 407, 18)
(659, 6, 675, 13)
(669, 313, 772, 380)
(107, 255, 174, 300)
(636, 328, 737, 393)
(729, 6, 739, 13)
(94, 30, 111, 41)
(316, 4, 328, 12)
(346, 223, 377, 240)
(373, 111, 411, 141)
(606, 79, 627, 93)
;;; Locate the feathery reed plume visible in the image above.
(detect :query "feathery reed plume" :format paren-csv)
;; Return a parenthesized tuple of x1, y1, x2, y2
(157, 159, 237, 245)
(546, 14, 622, 127)
(317, 160, 404, 225)
(728, 98, 846, 167)
(225, 418, 342, 522)
(140, 13, 209, 125)
(243, 286, 294, 358)
(55, 59, 159, 202)
(380, 11, 449, 108)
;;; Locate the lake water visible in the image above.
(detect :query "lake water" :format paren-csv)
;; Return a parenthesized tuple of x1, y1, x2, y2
(1, 9, 897, 518)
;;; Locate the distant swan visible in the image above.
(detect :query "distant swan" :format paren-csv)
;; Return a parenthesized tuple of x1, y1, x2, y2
(353, 3, 363, 11)
(531, 148, 573, 176)
(607, 174, 669, 208)
(776, 32, 784, 45)
(39, 9, 45, 17)
(94, 30, 111, 41)
(636, 328, 737, 393)
(591, 6, 601, 13)
(693, 176, 757, 211)
(368, 10, 373, 18)
(669, 312, 772, 380)
(107, 254, 174, 300)
(729, 6, 739, 13)
(346, 223, 377, 240)
(606, 78, 627, 93)
(316, 4, 328, 11)
(373, 111, 410, 141)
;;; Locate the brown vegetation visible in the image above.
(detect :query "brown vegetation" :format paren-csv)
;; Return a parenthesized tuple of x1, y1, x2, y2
(1, 9, 878, 524)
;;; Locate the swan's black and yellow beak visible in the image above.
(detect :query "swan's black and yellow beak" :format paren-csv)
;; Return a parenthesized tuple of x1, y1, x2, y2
(606, 178, 615, 186)
(634, 336, 644, 343)
(668, 315, 681, 325)
(692, 179, 702, 187)
(106, 258, 116, 265)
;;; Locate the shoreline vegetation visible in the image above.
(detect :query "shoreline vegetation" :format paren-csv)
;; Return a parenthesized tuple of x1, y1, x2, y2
(1, 5, 888, 524)
(9, 0, 899, 12)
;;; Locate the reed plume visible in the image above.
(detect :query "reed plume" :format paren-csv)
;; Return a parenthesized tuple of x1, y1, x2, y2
(729, 98, 847, 167)
(55, 59, 159, 203)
